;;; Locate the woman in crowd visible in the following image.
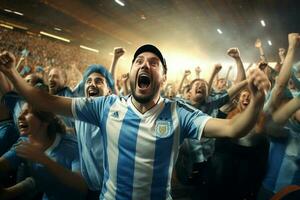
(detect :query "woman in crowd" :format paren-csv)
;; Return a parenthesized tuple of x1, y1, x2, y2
(0, 102, 87, 200)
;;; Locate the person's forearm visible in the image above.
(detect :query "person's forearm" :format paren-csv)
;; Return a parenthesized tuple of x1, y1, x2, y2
(42, 156, 87, 193)
(2, 177, 35, 200)
(122, 81, 129, 96)
(178, 76, 186, 94)
(0, 72, 14, 95)
(258, 47, 267, 62)
(109, 57, 119, 83)
(276, 46, 296, 89)
(5, 68, 72, 117)
(225, 67, 231, 84)
(234, 57, 246, 83)
(208, 71, 218, 93)
(270, 46, 297, 109)
(279, 55, 285, 64)
(272, 97, 300, 125)
(227, 80, 248, 99)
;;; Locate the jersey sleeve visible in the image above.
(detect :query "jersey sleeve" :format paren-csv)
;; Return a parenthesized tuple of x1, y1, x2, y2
(2, 137, 26, 170)
(71, 95, 116, 127)
(176, 101, 211, 141)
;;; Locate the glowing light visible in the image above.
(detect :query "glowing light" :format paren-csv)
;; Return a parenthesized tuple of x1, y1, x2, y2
(268, 40, 272, 46)
(217, 29, 223, 34)
(79, 45, 99, 53)
(0, 23, 13, 29)
(13, 11, 23, 16)
(4, 9, 12, 13)
(54, 27, 62, 31)
(164, 52, 211, 82)
(115, 0, 125, 6)
(6, 22, 28, 30)
(260, 20, 266, 27)
(40, 31, 70, 43)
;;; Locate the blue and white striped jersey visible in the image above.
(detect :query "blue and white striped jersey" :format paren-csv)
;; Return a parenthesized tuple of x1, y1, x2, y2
(71, 95, 211, 200)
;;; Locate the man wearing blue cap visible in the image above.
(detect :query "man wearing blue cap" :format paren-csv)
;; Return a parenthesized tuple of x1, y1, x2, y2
(0, 44, 270, 200)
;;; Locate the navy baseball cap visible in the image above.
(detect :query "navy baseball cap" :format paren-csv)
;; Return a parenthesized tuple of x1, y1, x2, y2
(132, 44, 167, 74)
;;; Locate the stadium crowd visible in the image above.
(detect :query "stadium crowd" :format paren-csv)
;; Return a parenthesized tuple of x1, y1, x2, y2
(0, 27, 299, 200)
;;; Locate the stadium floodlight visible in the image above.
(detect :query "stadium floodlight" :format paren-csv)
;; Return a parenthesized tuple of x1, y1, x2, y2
(40, 31, 70, 43)
(115, 0, 125, 6)
(0, 23, 13, 29)
(80, 45, 99, 53)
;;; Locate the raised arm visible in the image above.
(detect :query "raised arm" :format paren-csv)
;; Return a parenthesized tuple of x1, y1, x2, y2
(178, 69, 191, 94)
(227, 47, 246, 83)
(255, 39, 267, 62)
(109, 47, 125, 83)
(208, 64, 222, 93)
(203, 69, 270, 138)
(0, 51, 72, 117)
(272, 96, 300, 125)
(195, 66, 201, 79)
(270, 33, 300, 110)
(120, 73, 129, 96)
(226, 79, 248, 99)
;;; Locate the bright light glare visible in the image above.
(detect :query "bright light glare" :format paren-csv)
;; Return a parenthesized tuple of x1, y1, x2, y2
(79, 45, 99, 53)
(40, 31, 70, 43)
(260, 20, 266, 27)
(268, 40, 272, 46)
(115, 0, 125, 6)
(13, 11, 23, 16)
(0, 23, 13, 29)
(54, 27, 62, 31)
(217, 29, 223, 34)
(4, 9, 12, 13)
(164, 52, 211, 81)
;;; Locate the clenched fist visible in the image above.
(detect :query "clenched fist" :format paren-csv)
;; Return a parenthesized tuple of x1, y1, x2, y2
(213, 64, 222, 74)
(113, 47, 125, 59)
(288, 33, 300, 48)
(227, 47, 240, 59)
(248, 69, 270, 102)
(0, 51, 16, 73)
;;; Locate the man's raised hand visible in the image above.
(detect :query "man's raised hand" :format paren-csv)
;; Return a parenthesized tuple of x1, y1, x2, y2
(227, 47, 240, 59)
(0, 51, 16, 73)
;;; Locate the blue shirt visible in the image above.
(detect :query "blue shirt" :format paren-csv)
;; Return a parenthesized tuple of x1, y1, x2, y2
(71, 95, 211, 200)
(3, 134, 83, 200)
(75, 120, 104, 191)
(0, 119, 19, 156)
(263, 119, 300, 193)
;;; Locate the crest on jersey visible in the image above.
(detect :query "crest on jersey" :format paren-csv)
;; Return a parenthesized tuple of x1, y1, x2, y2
(155, 121, 171, 138)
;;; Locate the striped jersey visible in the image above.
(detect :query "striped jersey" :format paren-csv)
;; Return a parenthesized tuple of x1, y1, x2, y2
(71, 95, 211, 200)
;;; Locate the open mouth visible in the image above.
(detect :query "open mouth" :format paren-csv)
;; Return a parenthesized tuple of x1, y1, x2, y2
(18, 122, 29, 132)
(242, 101, 249, 107)
(138, 74, 151, 89)
(49, 81, 56, 89)
(87, 87, 99, 97)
